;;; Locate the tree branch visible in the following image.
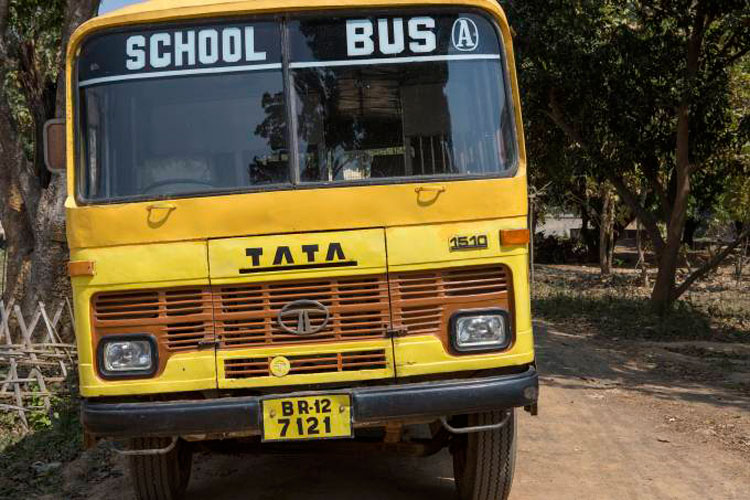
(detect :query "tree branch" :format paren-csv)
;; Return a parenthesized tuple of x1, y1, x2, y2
(55, 0, 100, 113)
(643, 155, 671, 221)
(673, 227, 750, 300)
(706, 44, 750, 84)
(0, 0, 8, 41)
(545, 87, 666, 254)
(606, 173, 666, 255)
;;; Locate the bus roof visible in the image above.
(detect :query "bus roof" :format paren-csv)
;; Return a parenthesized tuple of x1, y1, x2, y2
(99, 0, 237, 18)
(96, 0, 502, 20)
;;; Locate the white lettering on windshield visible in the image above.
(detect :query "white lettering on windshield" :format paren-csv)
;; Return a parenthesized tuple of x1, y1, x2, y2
(451, 18, 479, 52)
(408, 17, 436, 53)
(126, 35, 146, 70)
(125, 26, 267, 71)
(346, 17, 436, 57)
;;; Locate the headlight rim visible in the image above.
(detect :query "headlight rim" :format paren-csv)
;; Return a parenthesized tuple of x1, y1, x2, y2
(96, 334, 159, 380)
(449, 308, 512, 353)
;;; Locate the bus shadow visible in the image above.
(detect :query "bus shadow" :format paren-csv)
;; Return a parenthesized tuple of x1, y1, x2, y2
(186, 448, 456, 500)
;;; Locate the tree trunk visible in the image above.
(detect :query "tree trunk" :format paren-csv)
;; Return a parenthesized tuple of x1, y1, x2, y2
(26, 0, 99, 323)
(608, 219, 615, 269)
(0, 0, 99, 338)
(649, 5, 707, 315)
(636, 218, 650, 287)
(22, 176, 70, 314)
(650, 107, 692, 314)
(682, 217, 699, 247)
(738, 237, 748, 288)
(0, 166, 35, 302)
(0, 5, 34, 303)
(599, 185, 614, 275)
(578, 196, 600, 263)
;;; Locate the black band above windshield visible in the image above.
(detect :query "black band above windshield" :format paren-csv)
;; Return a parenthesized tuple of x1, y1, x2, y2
(78, 21, 282, 86)
(78, 13, 499, 86)
(289, 13, 499, 64)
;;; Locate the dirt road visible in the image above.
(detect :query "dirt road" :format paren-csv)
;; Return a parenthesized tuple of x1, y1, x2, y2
(79, 322, 750, 499)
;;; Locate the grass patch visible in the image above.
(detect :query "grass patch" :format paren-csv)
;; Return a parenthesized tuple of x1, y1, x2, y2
(0, 394, 82, 499)
(0, 373, 121, 499)
(532, 265, 748, 342)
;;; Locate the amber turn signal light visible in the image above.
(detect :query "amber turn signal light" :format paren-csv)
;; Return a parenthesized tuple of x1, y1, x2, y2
(68, 261, 95, 277)
(499, 229, 530, 246)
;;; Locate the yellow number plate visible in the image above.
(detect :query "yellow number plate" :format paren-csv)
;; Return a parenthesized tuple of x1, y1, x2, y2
(261, 394, 352, 442)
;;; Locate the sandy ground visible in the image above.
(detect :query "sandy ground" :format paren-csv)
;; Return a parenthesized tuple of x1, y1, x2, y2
(76, 321, 750, 500)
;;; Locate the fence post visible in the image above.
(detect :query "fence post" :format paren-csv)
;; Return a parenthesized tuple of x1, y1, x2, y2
(0, 300, 77, 428)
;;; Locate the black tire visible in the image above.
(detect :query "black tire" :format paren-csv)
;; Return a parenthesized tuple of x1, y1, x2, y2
(128, 437, 193, 500)
(451, 409, 517, 500)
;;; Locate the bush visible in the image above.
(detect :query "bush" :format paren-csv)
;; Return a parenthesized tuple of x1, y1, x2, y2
(533, 233, 589, 264)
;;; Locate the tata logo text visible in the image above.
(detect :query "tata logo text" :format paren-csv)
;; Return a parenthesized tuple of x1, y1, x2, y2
(451, 18, 479, 52)
(239, 242, 358, 274)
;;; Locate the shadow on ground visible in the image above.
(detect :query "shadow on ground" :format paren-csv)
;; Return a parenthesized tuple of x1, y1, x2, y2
(533, 265, 749, 343)
(533, 320, 750, 414)
(185, 449, 456, 500)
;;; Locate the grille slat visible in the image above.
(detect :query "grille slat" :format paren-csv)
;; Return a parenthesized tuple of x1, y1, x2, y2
(94, 302, 161, 312)
(224, 349, 388, 378)
(93, 288, 213, 351)
(92, 265, 510, 365)
(214, 275, 389, 347)
(164, 331, 210, 339)
(391, 265, 508, 335)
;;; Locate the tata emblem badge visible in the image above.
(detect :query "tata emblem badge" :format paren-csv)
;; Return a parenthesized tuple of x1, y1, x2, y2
(269, 356, 291, 377)
(277, 300, 330, 335)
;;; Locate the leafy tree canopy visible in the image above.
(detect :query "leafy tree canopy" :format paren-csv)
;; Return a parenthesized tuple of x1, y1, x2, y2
(503, 0, 749, 310)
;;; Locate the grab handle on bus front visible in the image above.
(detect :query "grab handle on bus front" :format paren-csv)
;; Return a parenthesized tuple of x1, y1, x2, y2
(146, 202, 177, 213)
(414, 185, 446, 194)
(146, 202, 177, 227)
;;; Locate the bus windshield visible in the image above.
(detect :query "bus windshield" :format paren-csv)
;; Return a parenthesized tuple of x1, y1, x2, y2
(77, 11, 517, 202)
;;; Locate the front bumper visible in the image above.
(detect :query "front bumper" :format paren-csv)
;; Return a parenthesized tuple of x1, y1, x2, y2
(82, 367, 538, 438)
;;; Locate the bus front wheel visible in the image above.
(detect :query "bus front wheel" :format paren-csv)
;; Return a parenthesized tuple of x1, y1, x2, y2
(128, 437, 192, 500)
(451, 409, 517, 500)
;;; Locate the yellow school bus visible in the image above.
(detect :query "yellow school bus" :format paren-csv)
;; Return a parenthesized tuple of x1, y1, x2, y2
(47, 0, 537, 498)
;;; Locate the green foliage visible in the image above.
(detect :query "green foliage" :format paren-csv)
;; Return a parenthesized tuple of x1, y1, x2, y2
(504, 0, 749, 309)
(0, 373, 118, 499)
(504, 0, 749, 228)
(27, 382, 53, 430)
(719, 58, 750, 225)
(0, 391, 82, 498)
(4, 0, 66, 158)
(7, 0, 65, 65)
(723, 174, 750, 224)
(534, 233, 589, 264)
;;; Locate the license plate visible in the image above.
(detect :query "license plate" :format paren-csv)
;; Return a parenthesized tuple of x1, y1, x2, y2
(261, 394, 352, 442)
